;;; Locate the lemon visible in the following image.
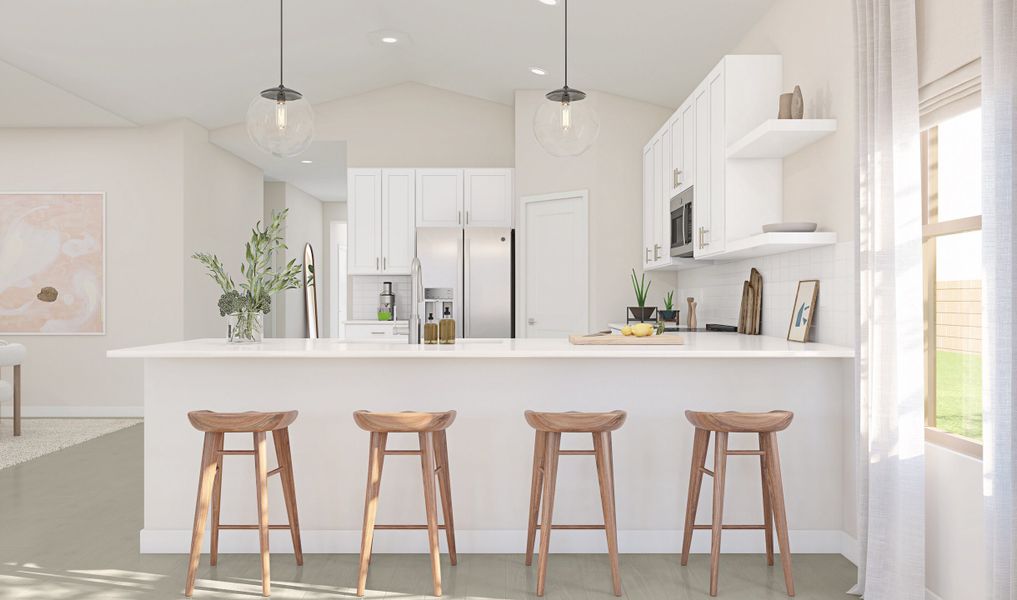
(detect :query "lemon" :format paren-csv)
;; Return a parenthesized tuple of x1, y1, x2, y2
(621, 326, 633, 336)
(632, 323, 654, 337)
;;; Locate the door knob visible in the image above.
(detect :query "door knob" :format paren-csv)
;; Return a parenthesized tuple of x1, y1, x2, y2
(527, 318, 536, 325)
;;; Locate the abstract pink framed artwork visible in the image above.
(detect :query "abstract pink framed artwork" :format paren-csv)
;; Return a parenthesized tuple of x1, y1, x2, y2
(0, 193, 106, 335)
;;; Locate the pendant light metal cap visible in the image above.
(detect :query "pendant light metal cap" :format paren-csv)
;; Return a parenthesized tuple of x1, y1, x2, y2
(260, 85, 304, 102)
(545, 86, 586, 103)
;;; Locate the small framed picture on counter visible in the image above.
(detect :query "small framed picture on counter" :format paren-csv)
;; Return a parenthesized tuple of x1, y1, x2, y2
(787, 280, 819, 342)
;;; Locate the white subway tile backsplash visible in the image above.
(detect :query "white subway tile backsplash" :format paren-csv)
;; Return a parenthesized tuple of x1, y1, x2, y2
(675, 241, 856, 347)
(350, 275, 411, 321)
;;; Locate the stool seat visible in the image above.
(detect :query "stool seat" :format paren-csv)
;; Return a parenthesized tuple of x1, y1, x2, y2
(685, 410, 793, 433)
(524, 410, 626, 433)
(353, 410, 456, 432)
(187, 410, 298, 433)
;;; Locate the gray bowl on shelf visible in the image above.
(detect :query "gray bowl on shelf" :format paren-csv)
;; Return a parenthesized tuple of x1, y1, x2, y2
(762, 222, 818, 233)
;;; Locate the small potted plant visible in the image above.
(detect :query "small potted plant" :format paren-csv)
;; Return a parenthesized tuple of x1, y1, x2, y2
(660, 290, 679, 323)
(193, 209, 303, 343)
(628, 269, 656, 322)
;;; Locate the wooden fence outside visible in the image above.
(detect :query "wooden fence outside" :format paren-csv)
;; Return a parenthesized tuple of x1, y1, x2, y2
(936, 280, 981, 354)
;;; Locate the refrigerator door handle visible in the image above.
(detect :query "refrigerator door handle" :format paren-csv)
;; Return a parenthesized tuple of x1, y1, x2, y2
(463, 236, 471, 338)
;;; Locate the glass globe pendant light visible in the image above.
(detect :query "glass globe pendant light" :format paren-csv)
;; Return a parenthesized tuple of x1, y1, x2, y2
(246, 0, 314, 158)
(533, 0, 599, 157)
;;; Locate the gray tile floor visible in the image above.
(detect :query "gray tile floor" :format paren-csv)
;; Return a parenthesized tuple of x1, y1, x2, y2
(0, 424, 856, 599)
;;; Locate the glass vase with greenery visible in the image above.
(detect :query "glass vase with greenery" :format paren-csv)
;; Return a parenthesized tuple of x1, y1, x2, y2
(192, 210, 302, 343)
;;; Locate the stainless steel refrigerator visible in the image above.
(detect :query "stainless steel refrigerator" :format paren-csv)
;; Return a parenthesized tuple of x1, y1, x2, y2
(415, 227, 514, 338)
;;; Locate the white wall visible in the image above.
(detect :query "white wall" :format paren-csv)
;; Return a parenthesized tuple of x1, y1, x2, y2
(926, 443, 985, 600)
(731, 0, 857, 242)
(0, 120, 262, 414)
(514, 90, 676, 331)
(312, 82, 514, 169)
(321, 202, 347, 336)
(263, 182, 324, 338)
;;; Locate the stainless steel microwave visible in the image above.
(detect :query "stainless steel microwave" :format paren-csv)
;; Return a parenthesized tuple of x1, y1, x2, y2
(670, 187, 695, 257)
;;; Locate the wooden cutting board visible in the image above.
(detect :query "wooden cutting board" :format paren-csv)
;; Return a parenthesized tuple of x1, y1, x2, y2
(569, 334, 684, 345)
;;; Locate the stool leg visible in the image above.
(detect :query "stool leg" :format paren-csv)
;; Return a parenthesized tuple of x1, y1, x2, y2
(357, 432, 386, 596)
(536, 431, 561, 597)
(681, 428, 710, 566)
(368, 433, 387, 565)
(253, 432, 271, 597)
(764, 432, 795, 596)
(273, 428, 303, 565)
(209, 434, 225, 566)
(709, 431, 728, 597)
(185, 432, 222, 598)
(594, 432, 622, 597)
(12, 365, 21, 437)
(419, 432, 443, 596)
(433, 430, 458, 566)
(525, 430, 547, 566)
(758, 433, 774, 567)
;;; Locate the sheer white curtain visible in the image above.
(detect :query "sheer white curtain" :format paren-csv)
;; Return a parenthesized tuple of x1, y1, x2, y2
(982, 1, 1017, 598)
(851, 0, 925, 598)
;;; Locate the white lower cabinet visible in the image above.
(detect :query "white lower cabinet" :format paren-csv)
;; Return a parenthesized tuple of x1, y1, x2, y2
(348, 169, 416, 275)
(344, 321, 409, 340)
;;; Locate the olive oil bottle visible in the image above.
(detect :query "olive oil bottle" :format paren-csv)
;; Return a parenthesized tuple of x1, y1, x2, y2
(438, 305, 456, 344)
(423, 313, 438, 345)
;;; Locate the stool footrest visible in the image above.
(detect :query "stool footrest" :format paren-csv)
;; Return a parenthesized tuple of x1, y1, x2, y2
(218, 450, 255, 456)
(692, 524, 767, 530)
(535, 524, 606, 530)
(267, 467, 283, 477)
(374, 524, 448, 530)
(726, 450, 765, 456)
(218, 524, 294, 530)
(699, 467, 715, 476)
(383, 450, 422, 455)
(558, 450, 596, 455)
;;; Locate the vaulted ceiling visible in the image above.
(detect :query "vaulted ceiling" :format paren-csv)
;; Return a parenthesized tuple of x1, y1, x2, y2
(0, 0, 774, 129)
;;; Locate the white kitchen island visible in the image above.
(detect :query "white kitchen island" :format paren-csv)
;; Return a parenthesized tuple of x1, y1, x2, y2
(108, 334, 856, 558)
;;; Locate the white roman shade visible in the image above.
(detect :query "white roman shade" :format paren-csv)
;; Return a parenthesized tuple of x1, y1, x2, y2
(916, 0, 981, 129)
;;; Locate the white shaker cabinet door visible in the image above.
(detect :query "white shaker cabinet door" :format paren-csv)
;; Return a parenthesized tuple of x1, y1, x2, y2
(348, 169, 382, 274)
(381, 169, 415, 274)
(642, 141, 655, 268)
(416, 169, 464, 227)
(464, 168, 513, 228)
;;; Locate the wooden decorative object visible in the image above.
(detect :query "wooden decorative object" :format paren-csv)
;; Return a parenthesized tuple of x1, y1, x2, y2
(184, 411, 303, 598)
(737, 282, 751, 333)
(525, 410, 626, 597)
(354, 410, 458, 597)
(680, 410, 795, 596)
(791, 85, 804, 119)
(687, 297, 698, 330)
(778, 93, 793, 119)
(750, 268, 763, 335)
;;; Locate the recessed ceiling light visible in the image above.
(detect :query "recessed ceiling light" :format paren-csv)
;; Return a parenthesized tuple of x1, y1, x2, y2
(369, 29, 411, 47)
(300, 160, 313, 164)
(538, 0, 558, 5)
(380, 36, 399, 44)
(530, 67, 547, 76)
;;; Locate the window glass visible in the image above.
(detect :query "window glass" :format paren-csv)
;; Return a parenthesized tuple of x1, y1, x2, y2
(936, 108, 982, 221)
(933, 230, 982, 440)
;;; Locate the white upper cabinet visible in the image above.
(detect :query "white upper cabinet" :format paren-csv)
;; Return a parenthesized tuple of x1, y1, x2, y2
(381, 169, 416, 274)
(464, 168, 513, 228)
(416, 169, 464, 227)
(348, 168, 416, 275)
(348, 169, 382, 274)
(644, 55, 788, 265)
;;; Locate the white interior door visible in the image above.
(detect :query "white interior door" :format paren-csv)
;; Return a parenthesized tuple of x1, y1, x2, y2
(519, 191, 589, 338)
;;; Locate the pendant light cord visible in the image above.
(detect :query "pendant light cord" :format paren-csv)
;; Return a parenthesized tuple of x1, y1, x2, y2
(563, 0, 568, 88)
(279, 0, 284, 86)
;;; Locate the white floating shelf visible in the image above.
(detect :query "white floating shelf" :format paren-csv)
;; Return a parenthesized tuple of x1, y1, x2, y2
(649, 257, 712, 272)
(726, 119, 838, 159)
(708, 232, 837, 261)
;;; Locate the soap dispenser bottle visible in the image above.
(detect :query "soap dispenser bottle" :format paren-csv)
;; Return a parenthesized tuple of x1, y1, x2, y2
(438, 305, 456, 345)
(423, 313, 438, 345)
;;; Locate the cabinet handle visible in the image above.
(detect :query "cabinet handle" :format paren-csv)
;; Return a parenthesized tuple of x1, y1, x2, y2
(376, 257, 379, 269)
(699, 227, 710, 248)
(674, 169, 682, 188)
(466, 210, 470, 225)
(528, 318, 536, 325)
(645, 247, 651, 262)
(370, 331, 386, 335)
(383, 256, 387, 270)
(654, 244, 661, 260)
(458, 211, 462, 225)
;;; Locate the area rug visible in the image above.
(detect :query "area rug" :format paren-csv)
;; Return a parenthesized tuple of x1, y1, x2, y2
(0, 419, 141, 470)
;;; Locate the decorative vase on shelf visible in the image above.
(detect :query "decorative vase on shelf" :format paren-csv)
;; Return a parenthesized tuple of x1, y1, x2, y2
(227, 310, 265, 344)
(659, 309, 679, 323)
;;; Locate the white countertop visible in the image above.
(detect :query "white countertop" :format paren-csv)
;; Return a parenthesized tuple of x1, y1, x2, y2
(108, 333, 853, 359)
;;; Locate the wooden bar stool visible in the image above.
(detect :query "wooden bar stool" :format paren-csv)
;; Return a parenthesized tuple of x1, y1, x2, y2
(353, 410, 457, 597)
(680, 410, 795, 597)
(524, 410, 626, 597)
(184, 410, 303, 598)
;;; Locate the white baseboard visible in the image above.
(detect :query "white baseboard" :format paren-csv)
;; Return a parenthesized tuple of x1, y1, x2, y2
(141, 528, 850, 556)
(839, 532, 859, 566)
(927, 589, 945, 600)
(0, 405, 143, 418)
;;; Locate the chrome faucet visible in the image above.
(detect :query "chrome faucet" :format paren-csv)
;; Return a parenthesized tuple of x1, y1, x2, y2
(408, 256, 423, 344)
